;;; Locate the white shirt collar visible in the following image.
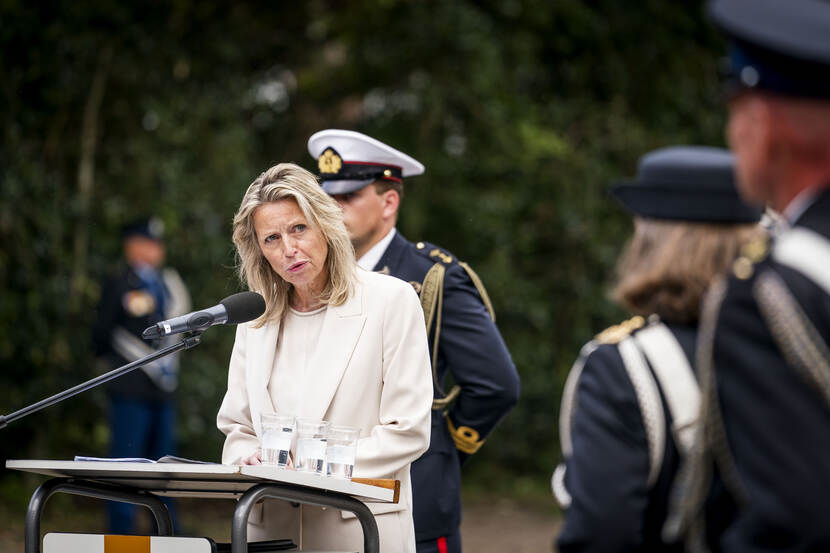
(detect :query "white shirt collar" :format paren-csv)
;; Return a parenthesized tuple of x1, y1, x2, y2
(783, 187, 820, 224)
(357, 227, 396, 271)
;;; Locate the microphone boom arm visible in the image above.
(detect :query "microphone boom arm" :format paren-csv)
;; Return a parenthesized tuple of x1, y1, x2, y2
(0, 333, 203, 430)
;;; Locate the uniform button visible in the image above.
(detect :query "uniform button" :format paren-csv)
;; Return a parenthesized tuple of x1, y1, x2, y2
(416, 242, 425, 249)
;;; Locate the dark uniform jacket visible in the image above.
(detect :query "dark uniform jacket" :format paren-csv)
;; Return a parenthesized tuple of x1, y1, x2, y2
(557, 322, 696, 553)
(373, 231, 520, 541)
(92, 264, 190, 402)
(694, 188, 830, 552)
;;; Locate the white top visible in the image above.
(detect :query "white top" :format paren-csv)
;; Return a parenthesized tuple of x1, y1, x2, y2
(357, 227, 396, 271)
(268, 306, 327, 415)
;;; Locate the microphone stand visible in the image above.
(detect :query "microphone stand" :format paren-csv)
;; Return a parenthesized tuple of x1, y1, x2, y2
(0, 332, 204, 430)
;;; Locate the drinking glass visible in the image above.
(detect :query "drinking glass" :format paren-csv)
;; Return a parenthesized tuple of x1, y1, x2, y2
(295, 419, 330, 474)
(326, 425, 360, 479)
(260, 413, 295, 468)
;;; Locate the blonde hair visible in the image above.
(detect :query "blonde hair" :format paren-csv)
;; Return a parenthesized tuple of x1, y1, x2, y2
(612, 218, 761, 325)
(232, 163, 356, 325)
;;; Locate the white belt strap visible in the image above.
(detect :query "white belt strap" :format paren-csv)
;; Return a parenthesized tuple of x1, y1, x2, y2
(618, 337, 665, 487)
(554, 328, 682, 505)
(634, 323, 700, 455)
(553, 342, 596, 508)
(554, 337, 665, 499)
(162, 268, 192, 318)
(559, 342, 597, 458)
(551, 463, 571, 508)
(773, 227, 830, 296)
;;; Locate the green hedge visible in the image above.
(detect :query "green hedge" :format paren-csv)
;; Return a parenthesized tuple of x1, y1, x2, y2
(0, 0, 726, 498)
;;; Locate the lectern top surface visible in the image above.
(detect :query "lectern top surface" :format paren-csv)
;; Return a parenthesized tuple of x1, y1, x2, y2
(5, 459, 395, 503)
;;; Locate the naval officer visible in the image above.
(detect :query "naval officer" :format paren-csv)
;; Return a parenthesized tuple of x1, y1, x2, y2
(308, 129, 520, 553)
(667, 0, 830, 550)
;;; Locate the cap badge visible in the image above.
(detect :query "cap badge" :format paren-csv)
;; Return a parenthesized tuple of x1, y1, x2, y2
(318, 147, 343, 175)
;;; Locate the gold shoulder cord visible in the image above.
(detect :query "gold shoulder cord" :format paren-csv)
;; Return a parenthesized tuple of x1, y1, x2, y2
(459, 261, 496, 322)
(419, 262, 444, 332)
(422, 259, 494, 455)
(419, 263, 460, 410)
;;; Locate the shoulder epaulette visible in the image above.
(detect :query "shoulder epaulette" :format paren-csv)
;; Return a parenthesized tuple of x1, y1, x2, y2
(733, 234, 770, 280)
(594, 315, 646, 344)
(415, 241, 455, 265)
(415, 240, 496, 321)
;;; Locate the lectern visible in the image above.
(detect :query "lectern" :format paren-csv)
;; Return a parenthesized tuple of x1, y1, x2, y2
(6, 460, 399, 553)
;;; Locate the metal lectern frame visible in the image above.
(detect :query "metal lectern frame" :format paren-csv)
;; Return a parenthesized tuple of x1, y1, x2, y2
(22, 476, 380, 553)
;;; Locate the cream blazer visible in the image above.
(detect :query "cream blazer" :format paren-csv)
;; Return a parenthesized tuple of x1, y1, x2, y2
(217, 269, 432, 553)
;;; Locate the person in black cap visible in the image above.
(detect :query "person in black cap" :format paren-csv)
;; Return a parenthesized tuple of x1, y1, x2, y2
(553, 146, 761, 553)
(665, 1, 830, 550)
(92, 216, 191, 534)
(308, 129, 520, 553)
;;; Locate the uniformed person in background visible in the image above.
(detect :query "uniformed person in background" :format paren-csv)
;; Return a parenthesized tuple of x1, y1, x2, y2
(667, 0, 830, 550)
(92, 217, 191, 534)
(308, 129, 520, 553)
(553, 146, 761, 552)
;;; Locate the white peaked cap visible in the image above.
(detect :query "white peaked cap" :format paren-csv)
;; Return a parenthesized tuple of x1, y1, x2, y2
(308, 129, 425, 194)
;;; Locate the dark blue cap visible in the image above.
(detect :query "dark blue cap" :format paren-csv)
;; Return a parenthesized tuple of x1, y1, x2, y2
(121, 216, 165, 241)
(611, 146, 763, 223)
(710, 0, 830, 98)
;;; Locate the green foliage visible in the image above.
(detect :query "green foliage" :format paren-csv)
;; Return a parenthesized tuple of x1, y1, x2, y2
(0, 0, 726, 497)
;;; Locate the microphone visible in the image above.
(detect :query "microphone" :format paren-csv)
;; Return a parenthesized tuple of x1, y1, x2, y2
(142, 291, 266, 339)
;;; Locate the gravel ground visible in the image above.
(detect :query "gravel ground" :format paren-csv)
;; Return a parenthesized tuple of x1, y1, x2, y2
(461, 495, 559, 553)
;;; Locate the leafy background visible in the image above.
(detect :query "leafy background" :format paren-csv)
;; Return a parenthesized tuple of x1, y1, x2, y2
(0, 0, 726, 505)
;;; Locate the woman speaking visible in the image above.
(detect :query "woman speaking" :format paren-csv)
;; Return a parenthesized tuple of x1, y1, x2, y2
(217, 163, 432, 552)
